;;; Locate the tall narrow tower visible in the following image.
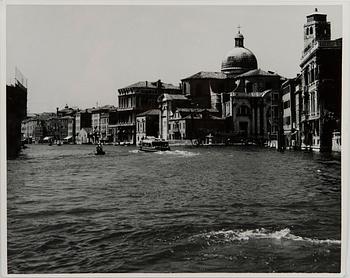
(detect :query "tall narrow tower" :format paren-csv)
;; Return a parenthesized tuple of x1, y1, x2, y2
(303, 8, 331, 49)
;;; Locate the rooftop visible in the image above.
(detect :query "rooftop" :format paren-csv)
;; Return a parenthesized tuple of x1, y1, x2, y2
(235, 68, 280, 79)
(120, 81, 180, 90)
(176, 108, 218, 113)
(91, 105, 117, 112)
(182, 71, 227, 80)
(136, 109, 160, 117)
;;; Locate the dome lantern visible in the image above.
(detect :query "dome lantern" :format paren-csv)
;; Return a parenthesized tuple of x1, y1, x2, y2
(235, 25, 244, 47)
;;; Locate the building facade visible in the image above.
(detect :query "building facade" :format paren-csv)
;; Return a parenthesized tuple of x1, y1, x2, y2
(7, 81, 27, 158)
(299, 9, 342, 151)
(75, 109, 92, 140)
(91, 105, 116, 143)
(173, 29, 285, 146)
(158, 93, 190, 140)
(135, 109, 161, 144)
(116, 80, 180, 144)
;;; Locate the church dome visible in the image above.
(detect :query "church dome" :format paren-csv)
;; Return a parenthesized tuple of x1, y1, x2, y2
(221, 30, 258, 76)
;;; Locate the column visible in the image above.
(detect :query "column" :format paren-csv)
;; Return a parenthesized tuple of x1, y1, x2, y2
(257, 106, 260, 135)
(263, 104, 267, 136)
(252, 105, 255, 136)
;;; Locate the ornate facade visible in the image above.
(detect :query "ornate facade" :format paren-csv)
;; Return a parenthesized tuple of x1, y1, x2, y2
(299, 9, 342, 151)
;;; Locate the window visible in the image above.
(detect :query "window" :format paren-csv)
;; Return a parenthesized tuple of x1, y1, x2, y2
(283, 116, 291, 125)
(310, 92, 315, 113)
(283, 100, 290, 109)
(310, 27, 313, 34)
(306, 28, 309, 35)
(237, 105, 250, 116)
(310, 68, 315, 83)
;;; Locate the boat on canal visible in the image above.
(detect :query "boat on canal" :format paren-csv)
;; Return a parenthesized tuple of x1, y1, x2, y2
(95, 143, 105, 155)
(139, 137, 170, 152)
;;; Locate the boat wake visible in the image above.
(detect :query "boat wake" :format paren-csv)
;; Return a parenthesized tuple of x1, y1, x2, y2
(189, 228, 340, 245)
(129, 149, 140, 154)
(156, 150, 199, 157)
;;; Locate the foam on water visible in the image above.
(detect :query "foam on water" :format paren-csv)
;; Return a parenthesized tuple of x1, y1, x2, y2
(156, 150, 199, 157)
(190, 228, 341, 245)
(129, 149, 140, 154)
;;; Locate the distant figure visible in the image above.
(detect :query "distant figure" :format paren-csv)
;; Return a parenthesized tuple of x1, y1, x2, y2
(95, 142, 105, 155)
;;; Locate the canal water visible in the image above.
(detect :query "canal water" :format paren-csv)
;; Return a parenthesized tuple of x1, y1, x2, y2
(7, 144, 341, 273)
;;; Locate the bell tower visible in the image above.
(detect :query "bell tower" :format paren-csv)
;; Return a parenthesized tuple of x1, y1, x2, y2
(304, 8, 331, 49)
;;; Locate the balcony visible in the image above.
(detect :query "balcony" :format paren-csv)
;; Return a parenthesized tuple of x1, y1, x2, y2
(117, 107, 135, 112)
(307, 80, 319, 92)
(301, 111, 309, 122)
(308, 111, 320, 120)
(116, 121, 135, 127)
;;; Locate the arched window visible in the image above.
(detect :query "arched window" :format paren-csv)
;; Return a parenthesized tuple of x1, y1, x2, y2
(246, 82, 253, 93)
(310, 27, 313, 34)
(306, 28, 309, 35)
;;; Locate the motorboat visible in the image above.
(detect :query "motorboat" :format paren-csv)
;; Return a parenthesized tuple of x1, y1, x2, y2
(139, 137, 170, 152)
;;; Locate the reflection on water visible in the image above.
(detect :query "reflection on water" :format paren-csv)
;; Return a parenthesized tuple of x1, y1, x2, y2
(7, 144, 341, 273)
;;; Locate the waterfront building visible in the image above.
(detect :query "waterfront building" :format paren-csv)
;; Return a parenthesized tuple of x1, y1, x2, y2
(168, 108, 225, 143)
(91, 105, 116, 143)
(65, 116, 75, 143)
(7, 79, 27, 158)
(299, 9, 342, 151)
(181, 71, 227, 109)
(46, 115, 72, 143)
(281, 78, 296, 149)
(22, 115, 44, 143)
(135, 109, 161, 144)
(75, 109, 92, 142)
(108, 109, 119, 144)
(21, 113, 56, 143)
(21, 114, 37, 143)
(293, 74, 303, 149)
(178, 29, 285, 146)
(76, 128, 93, 144)
(158, 93, 190, 140)
(116, 80, 180, 144)
(224, 69, 285, 146)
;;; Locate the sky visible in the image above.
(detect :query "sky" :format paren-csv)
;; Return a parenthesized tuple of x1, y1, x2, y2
(6, 4, 342, 113)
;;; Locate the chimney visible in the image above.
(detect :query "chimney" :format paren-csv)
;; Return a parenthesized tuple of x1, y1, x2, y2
(56, 107, 59, 116)
(146, 81, 148, 87)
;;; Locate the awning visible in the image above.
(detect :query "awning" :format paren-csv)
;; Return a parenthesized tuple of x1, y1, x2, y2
(64, 136, 72, 140)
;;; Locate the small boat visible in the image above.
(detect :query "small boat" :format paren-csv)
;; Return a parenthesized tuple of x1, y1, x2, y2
(139, 137, 170, 152)
(95, 145, 105, 155)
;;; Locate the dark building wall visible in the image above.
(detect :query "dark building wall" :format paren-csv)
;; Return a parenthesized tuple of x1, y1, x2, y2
(80, 112, 92, 128)
(182, 79, 226, 108)
(185, 118, 225, 140)
(7, 83, 27, 159)
(318, 47, 342, 119)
